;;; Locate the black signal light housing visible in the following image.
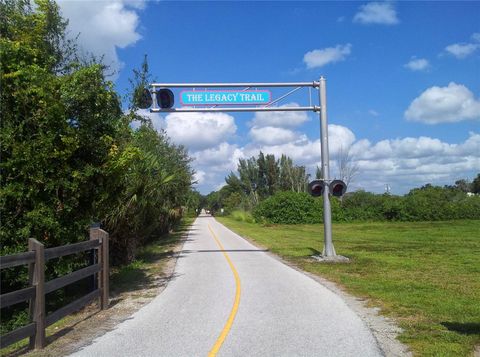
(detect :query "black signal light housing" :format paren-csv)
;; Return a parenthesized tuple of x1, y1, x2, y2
(156, 88, 175, 109)
(308, 180, 325, 197)
(329, 179, 347, 197)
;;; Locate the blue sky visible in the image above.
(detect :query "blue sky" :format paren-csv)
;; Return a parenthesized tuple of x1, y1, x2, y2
(58, 1, 480, 194)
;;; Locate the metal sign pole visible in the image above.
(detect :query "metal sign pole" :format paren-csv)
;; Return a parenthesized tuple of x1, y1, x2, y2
(318, 77, 336, 257)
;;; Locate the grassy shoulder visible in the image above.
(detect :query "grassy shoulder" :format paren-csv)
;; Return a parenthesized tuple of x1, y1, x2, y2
(217, 217, 480, 357)
(1, 217, 194, 357)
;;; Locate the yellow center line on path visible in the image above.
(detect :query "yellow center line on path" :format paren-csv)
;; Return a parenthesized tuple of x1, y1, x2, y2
(207, 224, 241, 357)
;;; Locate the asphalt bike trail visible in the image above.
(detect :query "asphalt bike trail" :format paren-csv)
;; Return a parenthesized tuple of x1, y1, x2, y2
(71, 214, 382, 357)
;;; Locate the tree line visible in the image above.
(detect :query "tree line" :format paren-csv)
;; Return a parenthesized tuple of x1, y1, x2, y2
(204, 152, 480, 223)
(1, 0, 203, 336)
(204, 152, 311, 212)
(0, 0, 197, 265)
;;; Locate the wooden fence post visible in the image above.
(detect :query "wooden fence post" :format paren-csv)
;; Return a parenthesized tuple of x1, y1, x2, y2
(28, 241, 35, 349)
(89, 227, 98, 292)
(101, 230, 109, 309)
(89, 227, 101, 309)
(89, 227, 109, 309)
(28, 238, 45, 349)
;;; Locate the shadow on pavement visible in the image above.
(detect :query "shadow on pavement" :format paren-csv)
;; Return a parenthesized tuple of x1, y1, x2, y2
(181, 249, 269, 254)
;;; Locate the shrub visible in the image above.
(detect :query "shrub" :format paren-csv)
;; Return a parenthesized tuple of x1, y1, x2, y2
(405, 186, 460, 221)
(380, 195, 407, 221)
(341, 191, 385, 221)
(253, 191, 322, 224)
(230, 210, 255, 223)
(242, 186, 480, 225)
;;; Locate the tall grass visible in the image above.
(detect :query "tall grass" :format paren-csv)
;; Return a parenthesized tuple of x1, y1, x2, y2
(230, 210, 255, 223)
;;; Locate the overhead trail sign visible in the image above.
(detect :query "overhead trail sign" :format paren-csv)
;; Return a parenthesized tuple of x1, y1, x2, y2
(147, 79, 344, 259)
(180, 90, 271, 106)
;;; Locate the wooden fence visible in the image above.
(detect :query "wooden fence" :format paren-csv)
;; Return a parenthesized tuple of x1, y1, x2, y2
(0, 227, 109, 350)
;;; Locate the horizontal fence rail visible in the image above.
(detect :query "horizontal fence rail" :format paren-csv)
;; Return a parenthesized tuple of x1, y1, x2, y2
(0, 286, 36, 308)
(45, 289, 100, 327)
(0, 251, 35, 269)
(0, 323, 36, 349)
(44, 264, 101, 294)
(45, 239, 101, 261)
(0, 228, 109, 351)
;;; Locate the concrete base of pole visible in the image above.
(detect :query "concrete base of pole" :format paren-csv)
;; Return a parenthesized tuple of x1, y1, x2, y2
(311, 255, 350, 263)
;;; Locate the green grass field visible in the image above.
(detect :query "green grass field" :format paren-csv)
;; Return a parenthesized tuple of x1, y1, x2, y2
(217, 218, 480, 356)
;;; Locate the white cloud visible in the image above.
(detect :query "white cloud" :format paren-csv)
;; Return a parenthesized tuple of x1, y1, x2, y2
(243, 124, 356, 168)
(328, 125, 356, 154)
(58, 0, 143, 76)
(353, 2, 399, 25)
(250, 103, 309, 128)
(445, 43, 479, 59)
(352, 136, 450, 160)
(190, 142, 245, 192)
(404, 57, 430, 71)
(243, 136, 320, 168)
(405, 82, 480, 124)
(192, 142, 244, 172)
(188, 117, 480, 194)
(241, 127, 480, 193)
(164, 112, 237, 151)
(123, 0, 146, 10)
(444, 33, 480, 59)
(350, 132, 480, 192)
(193, 170, 206, 185)
(303, 44, 352, 69)
(250, 126, 299, 145)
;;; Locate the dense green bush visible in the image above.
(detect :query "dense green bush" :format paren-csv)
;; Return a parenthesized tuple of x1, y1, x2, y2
(253, 191, 323, 224)
(340, 191, 384, 221)
(249, 187, 480, 225)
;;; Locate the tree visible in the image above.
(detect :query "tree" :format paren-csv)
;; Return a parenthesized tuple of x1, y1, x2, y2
(185, 190, 202, 216)
(104, 124, 193, 263)
(205, 191, 221, 213)
(256, 151, 268, 198)
(265, 154, 278, 196)
(278, 155, 293, 191)
(277, 155, 308, 192)
(225, 172, 244, 193)
(237, 157, 260, 205)
(1, 0, 131, 332)
(222, 153, 310, 209)
(222, 192, 243, 213)
(0, 0, 122, 253)
(336, 145, 359, 188)
(0, 1, 195, 265)
(454, 179, 472, 193)
(472, 174, 480, 194)
(128, 54, 153, 112)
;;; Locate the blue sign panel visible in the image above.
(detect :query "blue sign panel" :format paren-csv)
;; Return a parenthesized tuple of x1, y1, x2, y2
(180, 90, 271, 106)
